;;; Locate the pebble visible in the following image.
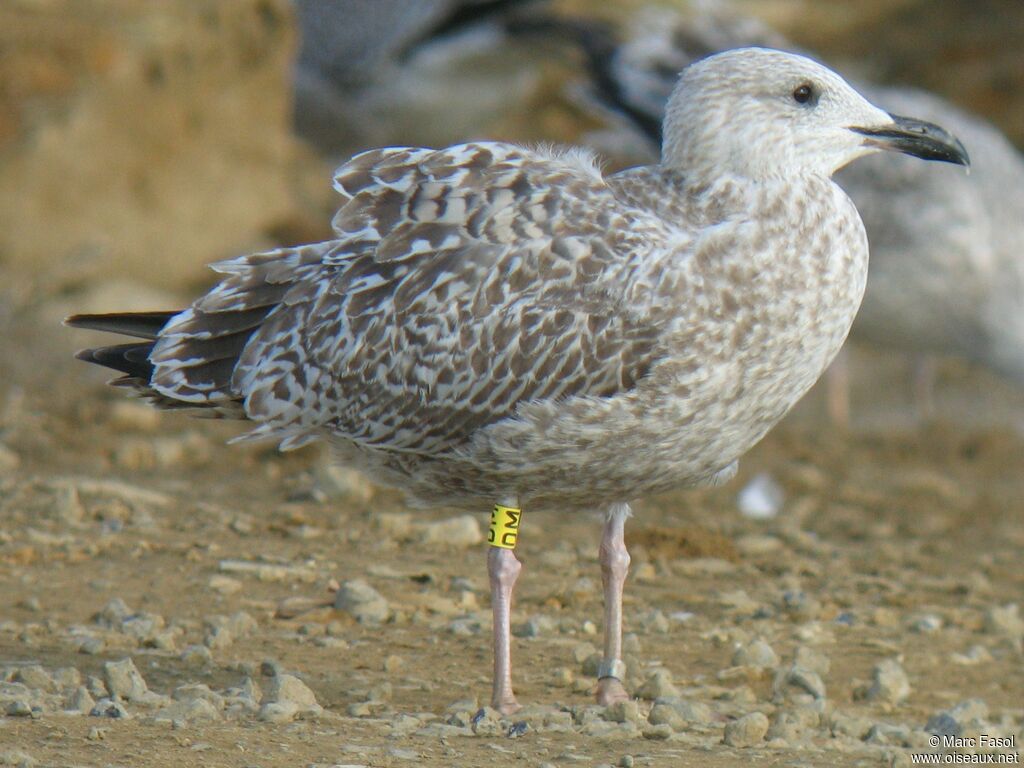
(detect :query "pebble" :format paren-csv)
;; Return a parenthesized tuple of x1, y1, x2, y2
(180, 644, 214, 667)
(767, 706, 820, 742)
(774, 665, 826, 702)
(793, 646, 831, 676)
(603, 700, 642, 725)
(313, 464, 376, 502)
(90, 698, 130, 718)
(103, 658, 148, 701)
(830, 711, 873, 740)
(636, 669, 679, 700)
(949, 644, 993, 665)
(737, 472, 784, 519)
(217, 559, 316, 583)
(13, 665, 54, 692)
(723, 712, 769, 747)
(636, 610, 670, 634)
(647, 702, 685, 731)
(259, 700, 300, 723)
(263, 674, 320, 713)
(65, 686, 96, 713)
(642, 723, 673, 740)
(208, 575, 243, 595)
(732, 639, 779, 669)
(415, 515, 483, 548)
(512, 614, 556, 638)
(153, 697, 222, 725)
(865, 659, 911, 705)
(471, 706, 502, 736)
(907, 613, 943, 633)
(983, 604, 1024, 638)
(334, 579, 391, 624)
(925, 699, 990, 738)
(94, 597, 132, 630)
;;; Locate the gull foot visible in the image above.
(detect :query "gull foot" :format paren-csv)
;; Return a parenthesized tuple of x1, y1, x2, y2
(596, 677, 630, 706)
(493, 698, 522, 716)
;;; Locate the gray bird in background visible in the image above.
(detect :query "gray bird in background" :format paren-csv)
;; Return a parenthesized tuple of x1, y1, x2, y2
(292, 0, 540, 156)
(537, 5, 1024, 425)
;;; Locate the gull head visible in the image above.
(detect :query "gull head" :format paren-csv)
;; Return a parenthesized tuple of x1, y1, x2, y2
(662, 47, 969, 181)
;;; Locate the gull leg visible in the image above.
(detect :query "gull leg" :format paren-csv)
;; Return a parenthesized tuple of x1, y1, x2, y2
(597, 502, 631, 706)
(488, 547, 522, 714)
(488, 496, 523, 715)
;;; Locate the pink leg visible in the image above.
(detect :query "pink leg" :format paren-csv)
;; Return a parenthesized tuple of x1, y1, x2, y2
(825, 347, 851, 430)
(488, 545, 522, 714)
(597, 502, 631, 706)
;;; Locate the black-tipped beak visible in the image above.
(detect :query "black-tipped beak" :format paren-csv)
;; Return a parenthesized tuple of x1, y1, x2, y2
(851, 113, 970, 167)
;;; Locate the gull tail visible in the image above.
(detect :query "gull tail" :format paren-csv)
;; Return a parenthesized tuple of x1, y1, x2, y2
(65, 311, 247, 419)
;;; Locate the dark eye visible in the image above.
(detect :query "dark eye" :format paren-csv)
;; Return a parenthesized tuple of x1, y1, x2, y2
(792, 83, 815, 105)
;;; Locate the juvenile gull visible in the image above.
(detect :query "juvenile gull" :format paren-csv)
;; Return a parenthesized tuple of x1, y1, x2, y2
(552, 7, 1023, 422)
(67, 48, 968, 714)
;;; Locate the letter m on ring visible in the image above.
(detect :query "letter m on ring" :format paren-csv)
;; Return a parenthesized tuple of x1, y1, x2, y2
(501, 508, 520, 547)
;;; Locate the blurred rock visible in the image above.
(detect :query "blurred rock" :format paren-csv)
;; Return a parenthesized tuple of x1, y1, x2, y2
(334, 579, 391, 624)
(723, 711, 769, 747)
(102, 658, 148, 701)
(0, 0, 304, 294)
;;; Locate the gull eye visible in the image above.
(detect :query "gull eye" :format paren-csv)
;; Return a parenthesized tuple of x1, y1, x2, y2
(792, 83, 815, 105)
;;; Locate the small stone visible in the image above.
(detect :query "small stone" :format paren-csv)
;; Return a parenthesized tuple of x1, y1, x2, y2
(983, 604, 1024, 638)
(16, 596, 40, 612)
(620, 756, 635, 768)
(264, 674, 319, 711)
(512, 615, 556, 638)
(93, 598, 132, 629)
(180, 644, 213, 667)
(636, 669, 679, 700)
(673, 699, 714, 724)
(907, 613, 943, 633)
(793, 646, 830, 676)
(647, 702, 685, 730)
(259, 700, 299, 723)
(204, 625, 234, 649)
(334, 579, 391, 624)
(774, 665, 826, 702)
(737, 472, 783, 519)
(865, 659, 911, 705)
(208, 575, 242, 595)
(416, 515, 482, 548)
(5, 700, 34, 718)
(781, 591, 821, 622)
(573, 642, 598, 664)
(155, 697, 222, 724)
(830, 711, 873, 740)
(949, 644, 992, 665)
(103, 658, 148, 701)
(66, 686, 96, 713)
(471, 706, 502, 736)
(636, 609, 669, 634)
(77, 636, 106, 655)
(642, 723, 673, 740)
(13, 665, 55, 692)
(767, 706, 820, 741)
(347, 701, 373, 717)
(723, 711, 769, 747)
(90, 698, 130, 718)
(603, 700, 642, 724)
(383, 655, 405, 673)
(581, 653, 603, 677)
(732, 639, 779, 669)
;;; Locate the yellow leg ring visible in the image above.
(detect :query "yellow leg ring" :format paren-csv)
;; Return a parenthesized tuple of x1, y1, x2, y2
(489, 504, 522, 549)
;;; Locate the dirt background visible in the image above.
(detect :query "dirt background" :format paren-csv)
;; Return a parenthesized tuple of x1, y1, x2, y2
(0, 1, 1022, 767)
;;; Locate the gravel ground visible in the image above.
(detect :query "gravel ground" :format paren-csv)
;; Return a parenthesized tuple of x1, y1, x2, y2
(0, 310, 1021, 767)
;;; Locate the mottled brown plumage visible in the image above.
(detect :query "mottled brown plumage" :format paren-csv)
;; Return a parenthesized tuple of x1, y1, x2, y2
(68, 48, 968, 713)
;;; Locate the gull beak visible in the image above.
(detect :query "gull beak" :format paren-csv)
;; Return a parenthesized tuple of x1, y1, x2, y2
(851, 114, 970, 167)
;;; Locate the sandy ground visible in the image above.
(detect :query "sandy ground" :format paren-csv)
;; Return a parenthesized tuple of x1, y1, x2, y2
(0, 306, 1021, 768)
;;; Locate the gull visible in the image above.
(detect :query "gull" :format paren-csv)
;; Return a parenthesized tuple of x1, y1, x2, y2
(549, 7, 1023, 424)
(67, 48, 968, 715)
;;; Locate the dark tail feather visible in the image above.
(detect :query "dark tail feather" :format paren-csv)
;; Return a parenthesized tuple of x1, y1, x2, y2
(74, 342, 156, 380)
(67, 312, 249, 420)
(64, 311, 177, 340)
